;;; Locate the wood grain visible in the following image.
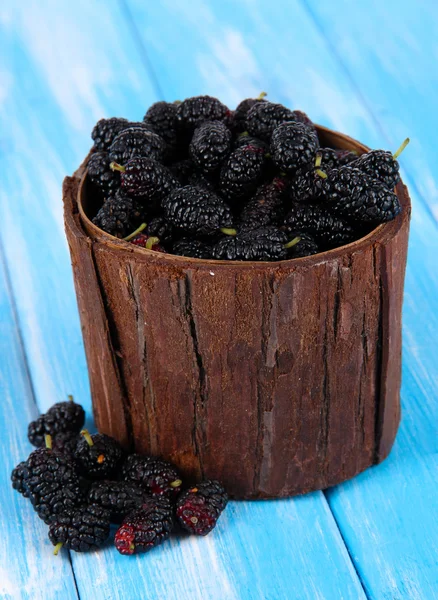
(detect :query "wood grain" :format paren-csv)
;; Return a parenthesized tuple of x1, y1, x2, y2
(0, 253, 79, 600)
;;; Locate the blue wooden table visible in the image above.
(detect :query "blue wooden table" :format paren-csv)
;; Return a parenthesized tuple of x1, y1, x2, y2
(1, 1, 437, 598)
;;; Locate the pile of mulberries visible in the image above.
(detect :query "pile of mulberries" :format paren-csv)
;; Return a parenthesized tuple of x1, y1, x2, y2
(11, 397, 228, 556)
(89, 95, 408, 261)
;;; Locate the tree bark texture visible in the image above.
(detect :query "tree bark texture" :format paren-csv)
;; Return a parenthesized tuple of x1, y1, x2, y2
(63, 126, 411, 498)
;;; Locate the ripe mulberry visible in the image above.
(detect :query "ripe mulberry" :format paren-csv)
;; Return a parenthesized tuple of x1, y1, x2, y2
(75, 430, 124, 480)
(271, 122, 319, 175)
(239, 178, 287, 231)
(172, 238, 212, 259)
(92, 190, 145, 238)
(122, 454, 182, 497)
(114, 157, 178, 203)
(49, 504, 111, 553)
(28, 398, 85, 447)
(212, 226, 289, 261)
(283, 203, 355, 248)
(232, 93, 267, 133)
(115, 497, 174, 555)
(220, 145, 267, 201)
(163, 186, 234, 236)
(246, 102, 296, 141)
(109, 127, 167, 165)
(88, 480, 150, 523)
(176, 480, 228, 536)
(176, 95, 230, 133)
(91, 117, 129, 151)
(143, 101, 179, 145)
(189, 120, 232, 173)
(88, 152, 120, 197)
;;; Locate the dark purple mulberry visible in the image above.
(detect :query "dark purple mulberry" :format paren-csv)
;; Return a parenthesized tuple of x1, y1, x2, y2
(239, 178, 287, 231)
(28, 398, 85, 448)
(114, 497, 174, 555)
(283, 203, 356, 248)
(74, 431, 124, 480)
(88, 152, 120, 197)
(212, 226, 288, 261)
(49, 504, 111, 553)
(176, 480, 228, 536)
(189, 120, 232, 173)
(220, 145, 267, 202)
(122, 454, 182, 498)
(143, 101, 179, 145)
(351, 150, 400, 190)
(246, 102, 296, 141)
(172, 238, 212, 259)
(163, 186, 234, 236)
(92, 189, 145, 238)
(91, 117, 129, 151)
(319, 148, 358, 171)
(88, 480, 150, 523)
(232, 94, 267, 133)
(115, 157, 178, 203)
(271, 122, 319, 175)
(11, 461, 30, 497)
(109, 127, 167, 165)
(176, 95, 231, 133)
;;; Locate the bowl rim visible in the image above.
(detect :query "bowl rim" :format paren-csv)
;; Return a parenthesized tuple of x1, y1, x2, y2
(76, 124, 411, 271)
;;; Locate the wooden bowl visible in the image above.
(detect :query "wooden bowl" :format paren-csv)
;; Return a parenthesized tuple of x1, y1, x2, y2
(63, 125, 411, 499)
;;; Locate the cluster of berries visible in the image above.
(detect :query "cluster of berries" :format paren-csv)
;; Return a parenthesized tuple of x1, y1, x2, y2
(11, 397, 228, 555)
(89, 94, 408, 261)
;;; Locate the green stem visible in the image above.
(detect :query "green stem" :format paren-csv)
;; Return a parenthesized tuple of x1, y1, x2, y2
(315, 153, 322, 168)
(53, 542, 63, 556)
(80, 429, 94, 447)
(123, 223, 147, 242)
(145, 236, 160, 250)
(170, 479, 182, 488)
(284, 236, 301, 250)
(257, 91, 267, 100)
(110, 162, 126, 173)
(220, 228, 237, 236)
(316, 169, 328, 179)
(68, 394, 74, 402)
(45, 434, 52, 450)
(393, 138, 410, 159)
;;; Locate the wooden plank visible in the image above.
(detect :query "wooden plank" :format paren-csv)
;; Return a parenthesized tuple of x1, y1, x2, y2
(0, 251, 79, 600)
(301, 0, 438, 220)
(119, 1, 438, 598)
(0, 2, 368, 599)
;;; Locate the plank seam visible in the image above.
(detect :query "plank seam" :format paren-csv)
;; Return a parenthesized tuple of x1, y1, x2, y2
(117, 0, 166, 100)
(0, 236, 80, 598)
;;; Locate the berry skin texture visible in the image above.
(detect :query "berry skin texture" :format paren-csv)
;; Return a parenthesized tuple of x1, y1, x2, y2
(115, 497, 174, 555)
(163, 186, 234, 236)
(176, 95, 230, 134)
(22, 447, 85, 524)
(176, 480, 228, 536)
(28, 400, 85, 447)
(172, 238, 212, 259)
(286, 232, 319, 258)
(75, 432, 124, 480)
(122, 454, 182, 497)
(318, 148, 358, 171)
(88, 480, 150, 523)
(351, 150, 400, 190)
(92, 117, 129, 151)
(118, 157, 179, 203)
(271, 122, 319, 175)
(146, 216, 174, 245)
(88, 152, 120, 197)
(11, 461, 30, 497)
(233, 133, 268, 151)
(92, 190, 144, 238)
(283, 204, 356, 248)
(49, 504, 111, 552)
(232, 97, 267, 133)
(109, 127, 167, 165)
(189, 120, 232, 173)
(143, 101, 178, 145)
(316, 167, 402, 222)
(246, 102, 296, 141)
(169, 159, 194, 184)
(239, 178, 287, 231)
(212, 226, 288, 261)
(220, 146, 267, 202)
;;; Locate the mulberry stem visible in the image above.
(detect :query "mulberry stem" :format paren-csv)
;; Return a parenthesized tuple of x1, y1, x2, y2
(68, 394, 74, 402)
(284, 236, 301, 250)
(170, 479, 182, 488)
(316, 169, 328, 179)
(315, 153, 322, 168)
(123, 223, 147, 242)
(53, 542, 63, 556)
(145, 236, 160, 250)
(393, 138, 410, 159)
(110, 162, 126, 173)
(81, 429, 94, 447)
(220, 228, 237, 236)
(45, 434, 52, 450)
(257, 91, 267, 100)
